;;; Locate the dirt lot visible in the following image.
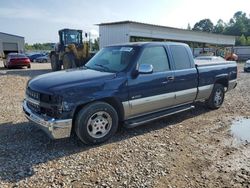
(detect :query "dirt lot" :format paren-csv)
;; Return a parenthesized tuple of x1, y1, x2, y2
(0, 61, 249, 188)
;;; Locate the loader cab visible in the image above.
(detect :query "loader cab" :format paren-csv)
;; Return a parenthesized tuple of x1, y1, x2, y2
(58, 29, 83, 50)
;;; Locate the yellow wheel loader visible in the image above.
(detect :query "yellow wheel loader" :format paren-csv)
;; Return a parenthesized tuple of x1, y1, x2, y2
(50, 29, 92, 71)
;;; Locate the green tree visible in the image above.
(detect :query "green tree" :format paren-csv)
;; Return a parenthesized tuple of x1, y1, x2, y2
(25, 43, 54, 51)
(25, 43, 33, 51)
(91, 38, 99, 51)
(213, 19, 225, 33)
(191, 11, 250, 46)
(224, 11, 249, 36)
(192, 19, 214, 32)
(237, 34, 247, 45)
(247, 36, 250, 45)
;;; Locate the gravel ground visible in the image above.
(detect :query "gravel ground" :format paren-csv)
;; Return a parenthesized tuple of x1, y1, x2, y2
(0, 61, 249, 188)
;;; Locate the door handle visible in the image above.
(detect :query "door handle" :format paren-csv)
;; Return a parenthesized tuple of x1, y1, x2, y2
(162, 76, 174, 84)
(167, 76, 174, 81)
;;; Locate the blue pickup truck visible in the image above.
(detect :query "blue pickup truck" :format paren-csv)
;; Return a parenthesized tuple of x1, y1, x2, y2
(23, 42, 237, 144)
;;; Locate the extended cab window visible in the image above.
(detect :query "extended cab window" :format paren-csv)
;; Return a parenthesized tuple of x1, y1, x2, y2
(170, 45, 192, 70)
(138, 46, 170, 72)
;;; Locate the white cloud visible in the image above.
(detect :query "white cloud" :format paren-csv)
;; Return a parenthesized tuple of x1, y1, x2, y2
(159, 0, 250, 28)
(1, 0, 249, 43)
(0, 7, 49, 20)
(0, 5, 99, 40)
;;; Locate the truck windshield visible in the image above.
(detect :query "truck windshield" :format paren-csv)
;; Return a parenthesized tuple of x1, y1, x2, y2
(85, 46, 137, 73)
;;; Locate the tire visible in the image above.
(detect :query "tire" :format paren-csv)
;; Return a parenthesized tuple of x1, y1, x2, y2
(42, 59, 47, 63)
(63, 53, 76, 69)
(27, 64, 31, 69)
(206, 84, 225, 109)
(74, 102, 119, 145)
(51, 54, 61, 71)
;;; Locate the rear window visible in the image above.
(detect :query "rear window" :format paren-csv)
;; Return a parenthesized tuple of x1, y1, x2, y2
(170, 45, 192, 70)
(9, 54, 27, 58)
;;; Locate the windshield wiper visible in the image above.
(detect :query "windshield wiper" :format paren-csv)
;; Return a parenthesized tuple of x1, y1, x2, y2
(95, 64, 112, 72)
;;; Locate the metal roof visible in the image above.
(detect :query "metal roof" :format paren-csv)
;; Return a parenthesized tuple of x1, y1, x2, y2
(98, 20, 235, 40)
(0, 32, 24, 38)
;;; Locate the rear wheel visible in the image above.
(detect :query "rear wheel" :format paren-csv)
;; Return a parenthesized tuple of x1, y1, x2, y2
(206, 84, 225, 109)
(27, 64, 31, 69)
(51, 54, 61, 71)
(74, 102, 119, 145)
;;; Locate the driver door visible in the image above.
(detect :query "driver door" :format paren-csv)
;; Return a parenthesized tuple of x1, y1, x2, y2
(127, 46, 175, 118)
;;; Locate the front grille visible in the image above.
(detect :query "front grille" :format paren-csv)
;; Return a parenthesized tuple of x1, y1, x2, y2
(26, 88, 40, 100)
(26, 88, 60, 118)
(27, 101, 40, 113)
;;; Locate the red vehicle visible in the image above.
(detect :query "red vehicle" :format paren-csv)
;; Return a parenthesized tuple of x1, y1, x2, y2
(4, 53, 31, 69)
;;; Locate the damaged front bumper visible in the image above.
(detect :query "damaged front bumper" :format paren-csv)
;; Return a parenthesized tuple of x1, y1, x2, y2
(23, 100, 72, 139)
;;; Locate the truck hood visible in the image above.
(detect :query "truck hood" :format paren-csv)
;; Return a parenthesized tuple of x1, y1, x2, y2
(28, 68, 116, 93)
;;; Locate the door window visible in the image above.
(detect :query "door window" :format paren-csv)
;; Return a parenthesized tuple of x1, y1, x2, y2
(137, 46, 170, 72)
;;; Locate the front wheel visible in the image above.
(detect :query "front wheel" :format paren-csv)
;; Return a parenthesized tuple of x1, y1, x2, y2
(63, 53, 76, 69)
(206, 84, 225, 109)
(74, 102, 119, 145)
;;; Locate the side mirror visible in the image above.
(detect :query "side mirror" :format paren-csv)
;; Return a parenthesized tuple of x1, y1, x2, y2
(138, 64, 153, 74)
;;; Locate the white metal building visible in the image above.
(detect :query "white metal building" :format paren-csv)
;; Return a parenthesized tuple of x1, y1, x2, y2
(0, 32, 25, 56)
(98, 21, 235, 49)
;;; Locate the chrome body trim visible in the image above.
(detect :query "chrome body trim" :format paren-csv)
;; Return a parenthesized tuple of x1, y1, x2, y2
(25, 95, 40, 105)
(123, 85, 217, 120)
(127, 105, 195, 127)
(175, 88, 197, 105)
(129, 92, 175, 118)
(228, 79, 237, 91)
(122, 101, 131, 119)
(196, 84, 214, 100)
(138, 64, 153, 74)
(23, 100, 72, 139)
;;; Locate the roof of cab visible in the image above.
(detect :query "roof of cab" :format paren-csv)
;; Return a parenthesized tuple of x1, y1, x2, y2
(105, 42, 189, 48)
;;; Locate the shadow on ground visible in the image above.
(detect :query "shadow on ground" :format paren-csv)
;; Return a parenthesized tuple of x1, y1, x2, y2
(0, 103, 210, 183)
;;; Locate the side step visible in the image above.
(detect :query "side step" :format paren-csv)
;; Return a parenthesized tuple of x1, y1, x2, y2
(124, 104, 195, 128)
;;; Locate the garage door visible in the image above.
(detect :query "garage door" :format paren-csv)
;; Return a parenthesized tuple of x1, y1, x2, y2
(3, 42, 18, 51)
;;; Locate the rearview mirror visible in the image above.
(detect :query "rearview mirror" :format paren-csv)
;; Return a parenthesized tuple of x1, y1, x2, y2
(138, 64, 153, 74)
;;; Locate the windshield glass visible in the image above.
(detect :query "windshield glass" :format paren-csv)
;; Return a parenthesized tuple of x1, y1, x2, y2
(86, 46, 137, 72)
(63, 31, 81, 44)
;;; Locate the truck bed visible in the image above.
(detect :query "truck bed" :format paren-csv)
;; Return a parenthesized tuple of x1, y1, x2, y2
(194, 60, 236, 67)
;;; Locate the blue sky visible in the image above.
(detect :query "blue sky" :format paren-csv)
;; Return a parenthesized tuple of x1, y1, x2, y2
(0, 0, 249, 44)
